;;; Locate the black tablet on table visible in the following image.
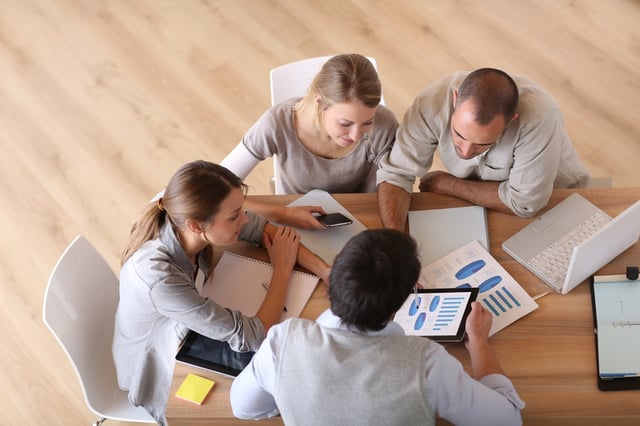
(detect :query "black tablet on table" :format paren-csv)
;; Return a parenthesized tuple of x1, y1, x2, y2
(175, 331, 255, 378)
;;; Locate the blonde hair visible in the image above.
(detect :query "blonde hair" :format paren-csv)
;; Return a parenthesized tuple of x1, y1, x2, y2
(121, 161, 247, 265)
(294, 53, 381, 129)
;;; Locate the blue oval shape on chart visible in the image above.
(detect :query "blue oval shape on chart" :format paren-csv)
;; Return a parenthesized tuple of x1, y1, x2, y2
(479, 275, 502, 293)
(409, 297, 421, 316)
(429, 295, 440, 312)
(456, 283, 472, 289)
(414, 312, 426, 330)
(455, 260, 486, 280)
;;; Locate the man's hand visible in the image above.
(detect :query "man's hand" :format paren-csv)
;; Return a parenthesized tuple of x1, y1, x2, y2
(419, 170, 455, 193)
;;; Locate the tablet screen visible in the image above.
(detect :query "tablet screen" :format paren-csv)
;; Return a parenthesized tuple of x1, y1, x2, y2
(393, 288, 478, 342)
(175, 331, 255, 377)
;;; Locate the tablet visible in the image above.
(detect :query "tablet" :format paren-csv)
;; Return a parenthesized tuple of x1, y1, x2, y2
(393, 288, 478, 342)
(175, 331, 255, 377)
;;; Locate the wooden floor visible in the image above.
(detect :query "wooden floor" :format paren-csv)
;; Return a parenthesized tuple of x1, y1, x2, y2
(2, 0, 639, 424)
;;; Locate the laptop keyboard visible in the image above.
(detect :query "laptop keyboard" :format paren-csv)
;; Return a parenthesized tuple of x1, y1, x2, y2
(529, 210, 612, 289)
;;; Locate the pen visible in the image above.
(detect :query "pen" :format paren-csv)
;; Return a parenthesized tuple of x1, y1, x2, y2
(532, 291, 549, 301)
(261, 282, 288, 312)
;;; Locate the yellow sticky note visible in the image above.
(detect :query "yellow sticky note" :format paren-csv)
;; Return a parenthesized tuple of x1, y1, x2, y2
(175, 373, 216, 405)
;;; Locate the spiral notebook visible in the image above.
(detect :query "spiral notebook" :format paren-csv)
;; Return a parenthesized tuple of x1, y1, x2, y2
(201, 251, 319, 320)
(176, 251, 320, 377)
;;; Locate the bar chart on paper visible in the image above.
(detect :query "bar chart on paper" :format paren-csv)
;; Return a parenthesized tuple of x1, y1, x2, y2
(418, 240, 538, 336)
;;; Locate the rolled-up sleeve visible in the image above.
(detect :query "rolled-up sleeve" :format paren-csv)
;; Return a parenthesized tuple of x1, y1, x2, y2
(149, 272, 265, 351)
(376, 96, 439, 192)
(497, 109, 562, 217)
(239, 211, 267, 245)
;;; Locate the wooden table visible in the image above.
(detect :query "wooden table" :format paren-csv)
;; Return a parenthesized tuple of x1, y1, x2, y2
(167, 188, 640, 426)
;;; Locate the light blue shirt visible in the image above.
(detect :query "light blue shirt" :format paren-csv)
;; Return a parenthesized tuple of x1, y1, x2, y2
(231, 309, 524, 425)
(112, 212, 266, 425)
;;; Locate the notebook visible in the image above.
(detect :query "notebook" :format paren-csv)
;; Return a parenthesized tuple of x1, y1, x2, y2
(284, 189, 367, 264)
(201, 251, 319, 320)
(503, 193, 640, 294)
(176, 251, 319, 377)
(590, 273, 640, 391)
(408, 205, 488, 265)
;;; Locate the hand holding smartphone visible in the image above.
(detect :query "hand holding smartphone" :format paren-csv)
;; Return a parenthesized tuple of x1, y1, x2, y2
(316, 212, 353, 227)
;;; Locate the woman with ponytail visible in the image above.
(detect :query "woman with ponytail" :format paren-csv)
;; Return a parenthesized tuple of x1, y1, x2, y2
(112, 160, 329, 424)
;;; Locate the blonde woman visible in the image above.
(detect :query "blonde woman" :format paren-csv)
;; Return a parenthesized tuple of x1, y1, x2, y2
(222, 53, 398, 227)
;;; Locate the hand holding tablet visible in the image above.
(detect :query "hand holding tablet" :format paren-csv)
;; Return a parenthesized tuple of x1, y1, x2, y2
(393, 287, 478, 342)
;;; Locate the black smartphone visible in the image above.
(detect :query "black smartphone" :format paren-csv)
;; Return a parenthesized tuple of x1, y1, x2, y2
(316, 212, 353, 227)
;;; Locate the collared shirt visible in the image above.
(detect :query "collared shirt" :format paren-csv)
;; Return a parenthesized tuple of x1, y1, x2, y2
(377, 71, 589, 217)
(230, 309, 525, 425)
(112, 212, 266, 424)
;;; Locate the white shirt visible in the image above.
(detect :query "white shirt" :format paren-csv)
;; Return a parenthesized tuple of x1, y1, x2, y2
(230, 309, 524, 425)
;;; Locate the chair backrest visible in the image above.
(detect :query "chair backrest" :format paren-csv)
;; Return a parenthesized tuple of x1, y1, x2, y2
(268, 55, 383, 194)
(269, 55, 384, 106)
(43, 236, 153, 422)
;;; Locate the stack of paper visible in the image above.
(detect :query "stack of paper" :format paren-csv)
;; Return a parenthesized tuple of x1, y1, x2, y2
(418, 240, 538, 336)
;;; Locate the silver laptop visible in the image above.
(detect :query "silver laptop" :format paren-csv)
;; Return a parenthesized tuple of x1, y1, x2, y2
(503, 193, 640, 294)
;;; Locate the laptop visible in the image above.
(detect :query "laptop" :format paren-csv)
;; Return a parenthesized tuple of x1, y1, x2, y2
(502, 193, 640, 294)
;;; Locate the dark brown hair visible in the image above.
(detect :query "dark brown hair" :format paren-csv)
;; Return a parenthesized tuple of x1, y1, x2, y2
(457, 68, 519, 125)
(121, 161, 246, 265)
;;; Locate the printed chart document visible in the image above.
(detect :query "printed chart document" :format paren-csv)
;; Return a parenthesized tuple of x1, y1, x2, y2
(418, 240, 538, 336)
(591, 274, 640, 384)
(202, 251, 319, 320)
(284, 189, 367, 264)
(409, 205, 489, 266)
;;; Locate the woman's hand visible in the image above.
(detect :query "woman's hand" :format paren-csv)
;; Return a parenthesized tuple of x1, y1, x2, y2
(257, 227, 301, 331)
(279, 205, 327, 229)
(263, 226, 300, 274)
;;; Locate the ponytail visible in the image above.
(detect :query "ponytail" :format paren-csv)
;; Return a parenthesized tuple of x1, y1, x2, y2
(120, 160, 245, 266)
(120, 200, 166, 265)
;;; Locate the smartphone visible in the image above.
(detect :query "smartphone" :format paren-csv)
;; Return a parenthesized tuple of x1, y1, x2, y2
(316, 212, 353, 227)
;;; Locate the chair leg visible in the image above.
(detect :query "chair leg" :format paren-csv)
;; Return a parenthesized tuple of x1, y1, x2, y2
(93, 418, 107, 426)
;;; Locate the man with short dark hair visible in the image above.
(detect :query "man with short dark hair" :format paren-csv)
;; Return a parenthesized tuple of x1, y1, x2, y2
(377, 68, 589, 230)
(230, 229, 524, 426)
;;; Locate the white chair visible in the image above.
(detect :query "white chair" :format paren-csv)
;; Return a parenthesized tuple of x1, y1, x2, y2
(43, 236, 154, 425)
(268, 55, 383, 194)
(269, 55, 384, 106)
